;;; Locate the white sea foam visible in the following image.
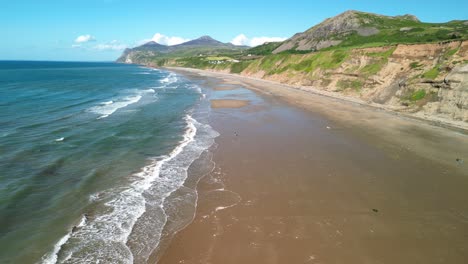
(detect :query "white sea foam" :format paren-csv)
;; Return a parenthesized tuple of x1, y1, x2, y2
(88, 88, 160, 119)
(45, 114, 219, 264)
(55, 137, 65, 142)
(77, 215, 87, 228)
(160, 72, 178, 85)
(142, 88, 155, 93)
(41, 215, 88, 264)
(41, 233, 71, 264)
(88, 95, 141, 119)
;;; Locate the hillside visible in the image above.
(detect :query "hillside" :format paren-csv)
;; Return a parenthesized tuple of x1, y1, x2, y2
(274, 10, 468, 53)
(116, 10, 468, 126)
(117, 36, 247, 64)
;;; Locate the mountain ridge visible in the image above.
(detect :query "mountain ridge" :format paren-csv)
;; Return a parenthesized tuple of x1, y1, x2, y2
(116, 36, 247, 63)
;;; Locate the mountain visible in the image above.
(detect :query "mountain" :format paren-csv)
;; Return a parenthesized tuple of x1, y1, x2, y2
(116, 36, 247, 64)
(176, 35, 227, 47)
(140, 41, 168, 50)
(273, 10, 468, 53)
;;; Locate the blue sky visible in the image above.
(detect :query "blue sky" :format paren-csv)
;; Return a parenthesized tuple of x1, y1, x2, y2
(2, 0, 467, 61)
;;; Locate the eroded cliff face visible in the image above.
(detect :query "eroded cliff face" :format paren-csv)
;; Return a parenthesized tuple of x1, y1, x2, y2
(239, 41, 468, 123)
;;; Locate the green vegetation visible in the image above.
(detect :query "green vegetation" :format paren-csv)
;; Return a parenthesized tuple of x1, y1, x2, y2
(422, 66, 440, 79)
(230, 61, 252, 73)
(336, 14, 468, 50)
(291, 50, 349, 72)
(410, 62, 422, 69)
(247, 49, 351, 76)
(206, 56, 233, 61)
(445, 47, 459, 57)
(337, 79, 363, 91)
(246, 42, 282, 55)
(410, 89, 426, 101)
(365, 47, 396, 58)
(360, 63, 382, 75)
(176, 57, 212, 68)
(359, 47, 396, 76)
(261, 54, 288, 70)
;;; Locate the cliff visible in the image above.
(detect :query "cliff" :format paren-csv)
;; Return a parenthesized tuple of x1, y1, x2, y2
(240, 41, 468, 124)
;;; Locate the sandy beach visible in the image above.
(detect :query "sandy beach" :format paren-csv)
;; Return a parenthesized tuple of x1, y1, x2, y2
(154, 68, 468, 264)
(210, 99, 250, 108)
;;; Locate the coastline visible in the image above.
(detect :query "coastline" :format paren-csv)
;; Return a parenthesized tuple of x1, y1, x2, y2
(152, 69, 468, 263)
(167, 66, 468, 170)
(166, 67, 468, 133)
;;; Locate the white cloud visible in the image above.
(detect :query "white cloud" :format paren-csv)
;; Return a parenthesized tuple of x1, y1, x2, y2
(93, 40, 127, 51)
(71, 44, 81, 48)
(230, 34, 287, 47)
(138, 33, 190, 46)
(75, 34, 96, 43)
(231, 34, 249, 46)
(152, 33, 190, 46)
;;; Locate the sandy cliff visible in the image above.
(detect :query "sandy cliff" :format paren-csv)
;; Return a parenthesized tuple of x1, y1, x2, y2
(236, 40, 468, 124)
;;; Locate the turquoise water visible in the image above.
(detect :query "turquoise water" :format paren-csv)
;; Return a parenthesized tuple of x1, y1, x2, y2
(0, 61, 217, 263)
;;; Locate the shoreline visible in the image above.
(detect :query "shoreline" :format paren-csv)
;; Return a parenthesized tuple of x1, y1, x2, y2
(155, 71, 468, 263)
(166, 66, 468, 133)
(166, 66, 468, 171)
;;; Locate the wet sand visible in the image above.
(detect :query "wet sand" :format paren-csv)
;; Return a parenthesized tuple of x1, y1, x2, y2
(210, 99, 250, 109)
(155, 70, 468, 264)
(213, 85, 239, 91)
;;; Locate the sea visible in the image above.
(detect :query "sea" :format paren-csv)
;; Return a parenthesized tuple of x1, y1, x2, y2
(0, 61, 218, 263)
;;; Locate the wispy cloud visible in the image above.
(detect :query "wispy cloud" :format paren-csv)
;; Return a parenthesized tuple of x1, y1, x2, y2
(93, 40, 127, 51)
(71, 39, 127, 51)
(75, 34, 96, 43)
(231, 34, 286, 47)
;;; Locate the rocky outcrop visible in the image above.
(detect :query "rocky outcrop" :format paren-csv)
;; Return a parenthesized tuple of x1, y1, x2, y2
(273, 10, 412, 53)
(422, 64, 468, 121)
(274, 11, 365, 53)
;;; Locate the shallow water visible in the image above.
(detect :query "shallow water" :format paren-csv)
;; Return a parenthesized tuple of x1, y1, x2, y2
(0, 61, 217, 263)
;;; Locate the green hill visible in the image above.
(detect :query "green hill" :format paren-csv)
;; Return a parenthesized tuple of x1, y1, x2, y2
(273, 10, 468, 53)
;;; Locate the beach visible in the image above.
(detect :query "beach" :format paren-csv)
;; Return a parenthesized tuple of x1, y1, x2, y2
(153, 68, 468, 263)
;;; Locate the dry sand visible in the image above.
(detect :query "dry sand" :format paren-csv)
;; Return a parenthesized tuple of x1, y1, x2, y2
(153, 68, 468, 264)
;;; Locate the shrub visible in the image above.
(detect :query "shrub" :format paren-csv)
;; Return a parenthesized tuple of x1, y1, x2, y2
(422, 67, 439, 79)
(410, 90, 426, 101)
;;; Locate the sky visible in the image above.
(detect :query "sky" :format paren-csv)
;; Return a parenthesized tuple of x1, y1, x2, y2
(2, 0, 467, 61)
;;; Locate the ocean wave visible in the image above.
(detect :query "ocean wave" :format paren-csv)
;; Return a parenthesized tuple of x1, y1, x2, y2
(90, 95, 142, 119)
(101, 100, 113, 105)
(160, 72, 178, 85)
(141, 88, 155, 93)
(41, 215, 87, 264)
(87, 88, 159, 119)
(44, 115, 219, 264)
